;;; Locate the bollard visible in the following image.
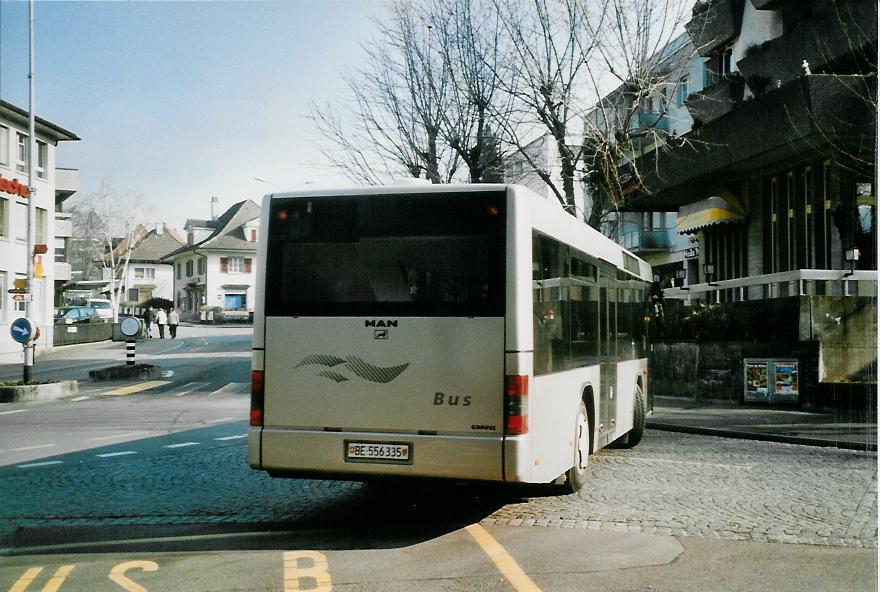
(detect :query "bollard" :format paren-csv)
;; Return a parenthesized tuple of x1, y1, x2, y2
(125, 339, 136, 366)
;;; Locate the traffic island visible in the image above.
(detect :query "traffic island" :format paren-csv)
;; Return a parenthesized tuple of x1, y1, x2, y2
(89, 364, 162, 381)
(0, 380, 79, 403)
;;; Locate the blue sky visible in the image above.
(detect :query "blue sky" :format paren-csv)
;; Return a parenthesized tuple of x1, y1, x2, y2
(0, 0, 383, 229)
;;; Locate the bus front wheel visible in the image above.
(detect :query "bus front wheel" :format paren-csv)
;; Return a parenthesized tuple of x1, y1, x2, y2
(561, 400, 591, 493)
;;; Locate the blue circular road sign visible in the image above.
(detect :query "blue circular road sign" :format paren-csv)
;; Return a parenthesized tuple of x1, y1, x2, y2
(10, 318, 36, 344)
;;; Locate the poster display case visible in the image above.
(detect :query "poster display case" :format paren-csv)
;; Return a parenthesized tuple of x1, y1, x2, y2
(744, 358, 799, 403)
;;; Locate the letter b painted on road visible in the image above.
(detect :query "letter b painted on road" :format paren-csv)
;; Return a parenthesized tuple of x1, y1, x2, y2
(283, 551, 332, 591)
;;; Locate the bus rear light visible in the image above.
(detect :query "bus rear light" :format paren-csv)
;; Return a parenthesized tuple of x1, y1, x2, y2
(505, 375, 529, 435)
(250, 370, 264, 427)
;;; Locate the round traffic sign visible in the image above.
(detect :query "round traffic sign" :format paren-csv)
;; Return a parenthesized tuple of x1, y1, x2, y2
(10, 318, 36, 344)
(120, 316, 142, 337)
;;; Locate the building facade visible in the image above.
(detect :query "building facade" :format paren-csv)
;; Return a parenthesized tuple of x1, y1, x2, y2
(163, 200, 260, 321)
(0, 100, 79, 363)
(629, 0, 877, 405)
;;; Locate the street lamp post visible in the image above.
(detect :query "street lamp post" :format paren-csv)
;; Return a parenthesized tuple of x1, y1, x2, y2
(23, 0, 37, 384)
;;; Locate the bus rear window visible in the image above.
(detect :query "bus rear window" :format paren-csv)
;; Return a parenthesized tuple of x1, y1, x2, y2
(265, 191, 506, 317)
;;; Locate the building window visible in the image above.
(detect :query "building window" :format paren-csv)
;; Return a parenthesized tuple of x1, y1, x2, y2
(0, 125, 8, 167)
(0, 270, 5, 314)
(16, 133, 26, 174)
(36, 207, 46, 245)
(224, 293, 246, 310)
(186, 260, 193, 277)
(15, 202, 26, 241)
(197, 258, 206, 274)
(16, 134, 47, 178)
(37, 141, 47, 179)
(221, 257, 252, 274)
(128, 288, 139, 302)
(0, 197, 6, 239)
(176, 262, 181, 280)
(676, 75, 689, 106)
(134, 267, 155, 279)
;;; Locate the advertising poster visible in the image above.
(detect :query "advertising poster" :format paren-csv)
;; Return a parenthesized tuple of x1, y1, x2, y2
(772, 360, 799, 401)
(744, 360, 770, 402)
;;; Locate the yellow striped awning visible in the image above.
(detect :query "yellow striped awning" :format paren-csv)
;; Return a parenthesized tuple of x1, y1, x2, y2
(676, 194, 745, 234)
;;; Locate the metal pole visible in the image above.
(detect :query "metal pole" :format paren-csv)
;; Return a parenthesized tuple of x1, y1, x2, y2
(23, 0, 36, 384)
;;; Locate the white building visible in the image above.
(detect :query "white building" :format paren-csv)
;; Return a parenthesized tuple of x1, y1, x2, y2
(163, 200, 260, 321)
(115, 225, 185, 307)
(0, 100, 79, 363)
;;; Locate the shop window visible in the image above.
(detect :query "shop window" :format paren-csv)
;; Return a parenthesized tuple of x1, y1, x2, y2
(224, 293, 246, 309)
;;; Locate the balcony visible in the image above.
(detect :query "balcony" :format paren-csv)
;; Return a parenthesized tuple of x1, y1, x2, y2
(619, 228, 672, 252)
(55, 168, 79, 204)
(684, 73, 744, 126)
(685, 0, 744, 56)
(632, 74, 876, 209)
(737, 1, 877, 91)
(55, 262, 72, 282)
(54, 211, 72, 238)
(636, 111, 670, 131)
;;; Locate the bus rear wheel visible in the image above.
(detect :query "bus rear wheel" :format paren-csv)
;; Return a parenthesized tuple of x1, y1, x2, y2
(561, 400, 591, 494)
(614, 382, 646, 449)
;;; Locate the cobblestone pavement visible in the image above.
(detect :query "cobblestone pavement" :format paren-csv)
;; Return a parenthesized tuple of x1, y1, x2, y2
(0, 429, 875, 551)
(485, 430, 878, 548)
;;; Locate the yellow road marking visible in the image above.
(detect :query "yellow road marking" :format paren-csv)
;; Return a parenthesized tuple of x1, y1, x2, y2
(102, 381, 171, 397)
(283, 551, 332, 591)
(465, 524, 542, 592)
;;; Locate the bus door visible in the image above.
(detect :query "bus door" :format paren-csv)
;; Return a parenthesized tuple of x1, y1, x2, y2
(598, 266, 617, 441)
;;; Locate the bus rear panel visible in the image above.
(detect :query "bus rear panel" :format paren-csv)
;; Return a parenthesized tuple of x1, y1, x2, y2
(251, 189, 509, 481)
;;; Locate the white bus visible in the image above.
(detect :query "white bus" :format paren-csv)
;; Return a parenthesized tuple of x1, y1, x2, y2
(249, 184, 651, 492)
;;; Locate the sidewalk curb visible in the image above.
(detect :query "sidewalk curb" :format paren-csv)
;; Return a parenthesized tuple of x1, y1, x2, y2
(647, 421, 877, 452)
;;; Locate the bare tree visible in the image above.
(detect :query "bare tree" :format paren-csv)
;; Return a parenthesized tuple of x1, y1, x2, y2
(578, 0, 695, 229)
(491, 0, 599, 213)
(433, 0, 511, 182)
(311, 1, 461, 184)
(69, 180, 150, 322)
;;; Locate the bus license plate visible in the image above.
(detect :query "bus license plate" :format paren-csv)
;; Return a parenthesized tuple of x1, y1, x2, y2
(345, 441, 412, 464)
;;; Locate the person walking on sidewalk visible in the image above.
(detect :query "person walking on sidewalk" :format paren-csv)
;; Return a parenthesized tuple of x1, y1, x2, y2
(156, 307, 168, 339)
(142, 306, 154, 338)
(167, 308, 180, 339)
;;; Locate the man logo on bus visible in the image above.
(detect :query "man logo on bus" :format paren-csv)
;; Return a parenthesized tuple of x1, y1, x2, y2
(295, 354, 409, 384)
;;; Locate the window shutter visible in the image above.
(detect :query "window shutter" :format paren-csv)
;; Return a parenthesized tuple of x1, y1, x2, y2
(245, 258, 252, 273)
(220, 257, 228, 273)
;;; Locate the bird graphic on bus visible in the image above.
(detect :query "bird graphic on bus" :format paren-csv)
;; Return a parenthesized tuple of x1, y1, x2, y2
(294, 354, 410, 384)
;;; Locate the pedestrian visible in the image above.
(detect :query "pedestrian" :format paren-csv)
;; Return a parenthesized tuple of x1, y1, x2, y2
(142, 306, 154, 338)
(156, 307, 168, 339)
(168, 307, 180, 339)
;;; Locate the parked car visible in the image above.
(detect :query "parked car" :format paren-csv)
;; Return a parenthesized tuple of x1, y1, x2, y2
(86, 298, 113, 320)
(54, 306, 98, 325)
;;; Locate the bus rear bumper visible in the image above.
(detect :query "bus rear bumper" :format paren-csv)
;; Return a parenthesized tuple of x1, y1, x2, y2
(253, 427, 505, 482)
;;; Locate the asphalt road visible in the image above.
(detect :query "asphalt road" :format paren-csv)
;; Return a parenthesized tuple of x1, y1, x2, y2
(0, 327, 875, 591)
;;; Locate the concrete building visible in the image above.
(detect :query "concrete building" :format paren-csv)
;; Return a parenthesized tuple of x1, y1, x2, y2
(0, 100, 79, 363)
(627, 0, 877, 407)
(163, 200, 260, 322)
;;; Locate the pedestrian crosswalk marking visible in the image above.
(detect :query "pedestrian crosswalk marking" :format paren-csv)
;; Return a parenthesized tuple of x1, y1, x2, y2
(209, 382, 248, 396)
(102, 380, 171, 397)
(174, 381, 210, 397)
(16, 460, 63, 468)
